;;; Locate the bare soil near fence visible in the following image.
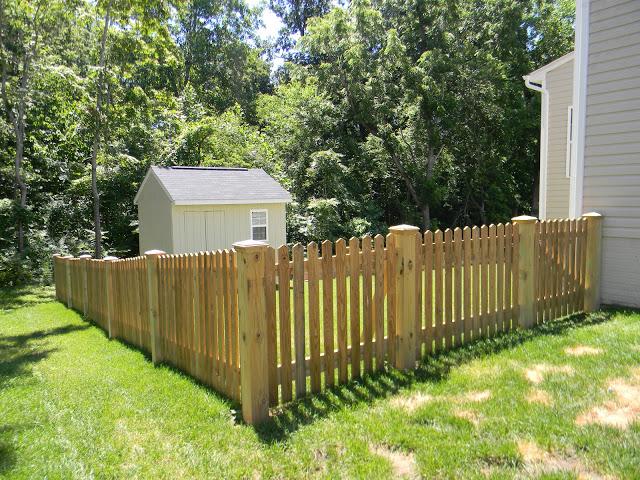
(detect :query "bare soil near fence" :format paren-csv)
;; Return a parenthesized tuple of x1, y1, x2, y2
(1, 287, 639, 479)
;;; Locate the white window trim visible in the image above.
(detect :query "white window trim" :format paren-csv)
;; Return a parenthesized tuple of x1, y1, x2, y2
(566, 105, 574, 179)
(250, 209, 268, 241)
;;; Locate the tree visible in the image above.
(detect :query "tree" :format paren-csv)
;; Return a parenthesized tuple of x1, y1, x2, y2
(269, 0, 331, 54)
(0, 0, 72, 254)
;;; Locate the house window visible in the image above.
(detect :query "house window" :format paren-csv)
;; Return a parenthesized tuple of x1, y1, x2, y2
(566, 105, 574, 178)
(250, 209, 268, 241)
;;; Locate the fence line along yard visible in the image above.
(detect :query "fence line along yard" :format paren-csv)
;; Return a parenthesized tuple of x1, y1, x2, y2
(53, 213, 603, 425)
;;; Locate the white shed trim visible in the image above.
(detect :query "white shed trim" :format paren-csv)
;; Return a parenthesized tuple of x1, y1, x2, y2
(133, 168, 172, 205)
(173, 199, 291, 206)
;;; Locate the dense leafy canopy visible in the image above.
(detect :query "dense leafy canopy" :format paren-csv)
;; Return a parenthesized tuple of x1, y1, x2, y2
(0, 0, 574, 285)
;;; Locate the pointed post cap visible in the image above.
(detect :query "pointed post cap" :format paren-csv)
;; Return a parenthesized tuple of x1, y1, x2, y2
(233, 239, 269, 252)
(511, 215, 538, 223)
(144, 249, 166, 257)
(389, 224, 420, 235)
(582, 212, 603, 219)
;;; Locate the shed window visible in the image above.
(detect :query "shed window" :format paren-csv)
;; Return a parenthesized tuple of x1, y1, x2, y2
(566, 105, 573, 178)
(251, 209, 268, 241)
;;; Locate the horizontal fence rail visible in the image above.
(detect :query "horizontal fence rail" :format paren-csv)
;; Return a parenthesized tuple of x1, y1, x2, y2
(53, 213, 603, 424)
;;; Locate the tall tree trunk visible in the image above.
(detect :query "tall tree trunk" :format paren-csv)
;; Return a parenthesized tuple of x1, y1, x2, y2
(15, 104, 26, 253)
(1, 7, 35, 255)
(91, 1, 111, 259)
(421, 204, 430, 232)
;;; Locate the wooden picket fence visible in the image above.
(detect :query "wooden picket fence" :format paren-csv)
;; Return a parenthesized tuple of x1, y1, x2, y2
(53, 213, 602, 424)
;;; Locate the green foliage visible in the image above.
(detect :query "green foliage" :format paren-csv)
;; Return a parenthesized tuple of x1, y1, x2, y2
(0, 0, 575, 284)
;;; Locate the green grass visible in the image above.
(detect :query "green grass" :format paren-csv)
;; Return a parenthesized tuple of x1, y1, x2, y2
(2, 287, 640, 478)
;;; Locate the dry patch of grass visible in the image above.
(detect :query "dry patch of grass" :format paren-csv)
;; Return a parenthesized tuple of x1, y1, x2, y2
(370, 444, 419, 479)
(525, 363, 574, 385)
(526, 388, 552, 406)
(389, 389, 490, 415)
(454, 409, 482, 426)
(389, 392, 433, 413)
(576, 368, 640, 430)
(565, 345, 603, 357)
(517, 440, 612, 479)
(462, 390, 491, 403)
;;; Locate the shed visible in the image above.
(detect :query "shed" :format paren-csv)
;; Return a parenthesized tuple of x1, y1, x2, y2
(134, 166, 291, 254)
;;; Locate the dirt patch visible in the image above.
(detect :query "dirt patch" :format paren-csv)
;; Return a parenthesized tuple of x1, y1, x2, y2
(517, 440, 612, 479)
(370, 444, 419, 479)
(464, 390, 491, 403)
(576, 369, 640, 430)
(454, 409, 482, 426)
(390, 392, 432, 413)
(565, 345, 603, 357)
(526, 389, 552, 406)
(525, 364, 574, 385)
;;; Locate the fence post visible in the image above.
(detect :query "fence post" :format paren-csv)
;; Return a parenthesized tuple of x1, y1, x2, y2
(79, 254, 92, 316)
(234, 239, 270, 425)
(389, 224, 420, 370)
(512, 215, 537, 329)
(145, 250, 165, 364)
(52, 254, 62, 301)
(64, 255, 74, 308)
(104, 256, 118, 339)
(583, 212, 603, 312)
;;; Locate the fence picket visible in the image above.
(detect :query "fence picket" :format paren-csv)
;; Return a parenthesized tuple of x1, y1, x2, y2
(374, 234, 385, 369)
(423, 231, 433, 353)
(462, 227, 471, 343)
(487, 223, 498, 337)
(335, 239, 348, 383)
(292, 243, 306, 398)
(321, 240, 335, 387)
(265, 247, 278, 405)
(277, 245, 293, 402)
(496, 224, 505, 331)
(453, 228, 462, 346)
(433, 230, 444, 352)
(362, 236, 374, 373)
(349, 237, 361, 378)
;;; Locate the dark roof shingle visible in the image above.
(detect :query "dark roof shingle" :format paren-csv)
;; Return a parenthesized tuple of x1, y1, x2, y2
(148, 166, 291, 204)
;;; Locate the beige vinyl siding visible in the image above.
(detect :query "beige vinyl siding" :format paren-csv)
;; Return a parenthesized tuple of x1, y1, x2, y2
(137, 174, 174, 254)
(172, 203, 287, 253)
(544, 60, 573, 219)
(582, 0, 640, 307)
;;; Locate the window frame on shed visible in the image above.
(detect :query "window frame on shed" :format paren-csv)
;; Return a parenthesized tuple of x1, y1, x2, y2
(250, 209, 268, 241)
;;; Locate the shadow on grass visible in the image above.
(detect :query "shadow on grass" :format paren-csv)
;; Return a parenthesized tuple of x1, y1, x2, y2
(0, 286, 54, 313)
(0, 324, 90, 388)
(255, 310, 614, 443)
(0, 321, 90, 474)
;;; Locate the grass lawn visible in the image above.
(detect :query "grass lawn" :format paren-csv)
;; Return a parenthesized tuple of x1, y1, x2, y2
(1, 287, 640, 479)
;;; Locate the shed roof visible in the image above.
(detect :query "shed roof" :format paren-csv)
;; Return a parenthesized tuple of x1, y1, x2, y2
(134, 166, 292, 205)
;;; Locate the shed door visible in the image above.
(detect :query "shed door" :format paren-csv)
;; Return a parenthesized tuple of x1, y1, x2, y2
(183, 211, 207, 252)
(182, 210, 226, 253)
(204, 210, 226, 250)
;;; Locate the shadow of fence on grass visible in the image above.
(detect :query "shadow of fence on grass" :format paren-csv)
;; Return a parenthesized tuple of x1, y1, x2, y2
(255, 310, 614, 443)
(0, 321, 91, 474)
(0, 286, 54, 313)
(0, 324, 90, 388)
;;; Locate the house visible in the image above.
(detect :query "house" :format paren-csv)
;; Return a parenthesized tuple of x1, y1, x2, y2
(524, 0, 640, 307)
(134, 166, 291, 254)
